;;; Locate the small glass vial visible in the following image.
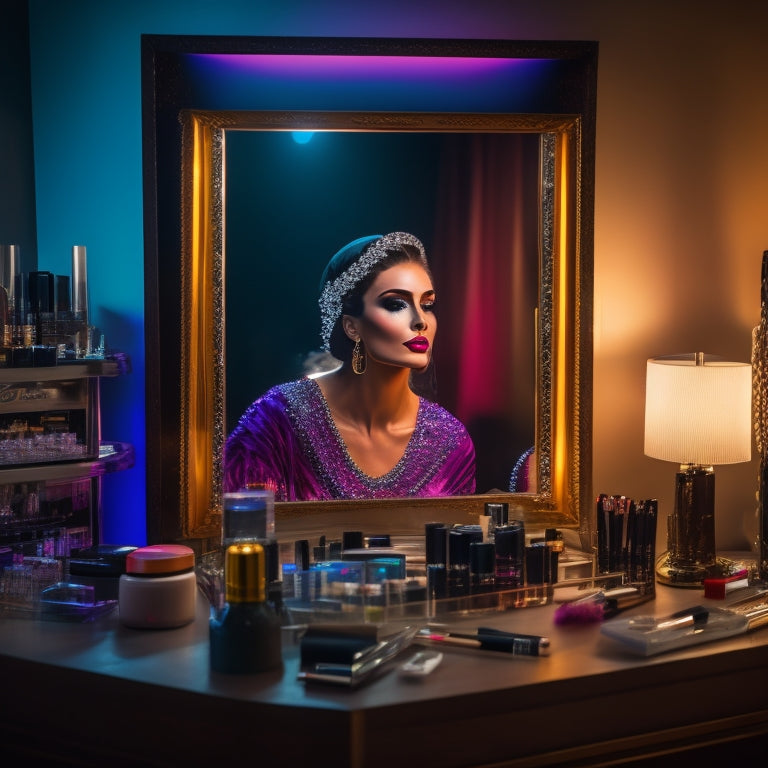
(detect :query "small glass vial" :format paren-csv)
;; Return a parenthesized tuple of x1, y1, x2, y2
(222, 488, 275, 546)
(483, 502, 509, 542)
(209, 542, 283, 674)
(119, 544, 197, 629)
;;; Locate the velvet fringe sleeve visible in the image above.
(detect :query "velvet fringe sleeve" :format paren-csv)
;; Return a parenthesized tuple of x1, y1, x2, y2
(222, 387, 328, 502)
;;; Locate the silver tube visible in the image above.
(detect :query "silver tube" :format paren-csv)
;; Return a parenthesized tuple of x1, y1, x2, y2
(71, 245, 89, 319)
(0, 244, 20, 310)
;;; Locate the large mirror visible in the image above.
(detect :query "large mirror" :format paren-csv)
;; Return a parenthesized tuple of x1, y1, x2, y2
(142, 36, 596, 546)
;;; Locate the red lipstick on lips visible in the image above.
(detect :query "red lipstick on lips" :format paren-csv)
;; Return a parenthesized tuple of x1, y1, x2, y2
(404, 336, 430, 353)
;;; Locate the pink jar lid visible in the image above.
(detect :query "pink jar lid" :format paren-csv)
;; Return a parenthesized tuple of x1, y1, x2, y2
(126, 544, 195, 575)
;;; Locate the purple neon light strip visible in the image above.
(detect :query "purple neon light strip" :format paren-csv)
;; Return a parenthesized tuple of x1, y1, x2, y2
(192, 53, 540, 81)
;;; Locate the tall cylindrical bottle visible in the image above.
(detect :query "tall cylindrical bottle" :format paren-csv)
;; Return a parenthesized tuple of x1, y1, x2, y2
(494, 521, 525, 589)
(209, 543, 282, 674)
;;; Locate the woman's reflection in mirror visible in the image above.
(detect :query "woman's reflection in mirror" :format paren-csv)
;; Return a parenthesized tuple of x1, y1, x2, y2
(223, 232, 476, 501)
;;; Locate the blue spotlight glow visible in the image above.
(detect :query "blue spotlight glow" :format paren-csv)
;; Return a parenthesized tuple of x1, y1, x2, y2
(292, 131, 315, 144)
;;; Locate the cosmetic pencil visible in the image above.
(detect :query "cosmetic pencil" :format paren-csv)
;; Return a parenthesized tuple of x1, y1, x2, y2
(416, 626, 550, 657)
(597, 494, 611, 573)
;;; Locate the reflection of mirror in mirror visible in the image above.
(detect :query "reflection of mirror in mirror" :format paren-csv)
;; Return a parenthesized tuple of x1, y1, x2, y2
(224, 130, 539, 494)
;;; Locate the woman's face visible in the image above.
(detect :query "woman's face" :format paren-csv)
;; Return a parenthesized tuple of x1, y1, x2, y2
(351, 262, 437, 370)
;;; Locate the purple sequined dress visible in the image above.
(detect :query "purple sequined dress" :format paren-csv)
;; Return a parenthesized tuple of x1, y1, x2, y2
(223, 378, 476, 501)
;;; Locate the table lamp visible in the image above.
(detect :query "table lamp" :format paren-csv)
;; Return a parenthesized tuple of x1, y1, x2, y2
(644, 353, 752, 587)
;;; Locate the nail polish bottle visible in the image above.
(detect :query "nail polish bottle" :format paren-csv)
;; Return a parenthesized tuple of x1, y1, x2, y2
(209, 542, 283, 674)
(342, 530, 364, 551)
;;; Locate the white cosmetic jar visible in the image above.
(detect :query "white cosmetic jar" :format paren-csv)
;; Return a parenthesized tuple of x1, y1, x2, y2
(119, 544, 197, 629)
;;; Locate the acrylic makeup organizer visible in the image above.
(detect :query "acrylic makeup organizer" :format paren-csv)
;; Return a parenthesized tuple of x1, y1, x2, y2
(0, 360, 134, 618)
(0, 244, 135, 617)
(197, 532, 635, 628)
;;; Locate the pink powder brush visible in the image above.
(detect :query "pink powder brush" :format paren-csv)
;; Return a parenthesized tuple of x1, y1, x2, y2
(554, 586, 653, 626)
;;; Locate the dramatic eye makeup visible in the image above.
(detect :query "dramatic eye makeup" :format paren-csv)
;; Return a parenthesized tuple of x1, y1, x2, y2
(421, 295, 436, 313)
(378, 290, 436, 313)
(380, 295, 410, 312)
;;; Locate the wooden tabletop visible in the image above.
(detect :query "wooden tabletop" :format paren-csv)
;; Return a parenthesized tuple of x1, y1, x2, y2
(1, 577, 767, 767)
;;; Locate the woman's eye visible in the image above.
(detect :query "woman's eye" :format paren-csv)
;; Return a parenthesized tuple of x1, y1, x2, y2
(382, 297, 408, 312)
(422, 300, 436, 313)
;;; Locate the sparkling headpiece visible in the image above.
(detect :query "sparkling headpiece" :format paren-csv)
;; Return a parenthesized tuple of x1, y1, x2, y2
(318, 232, 427, 351)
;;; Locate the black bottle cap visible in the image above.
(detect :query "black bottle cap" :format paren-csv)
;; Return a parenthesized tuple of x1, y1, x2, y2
(27, 271, 54, 312)
(342, 531, 364, 550)
(294, 539, 310, 571)
(425, 522, 447, 565)
(453, 524, 483, 543)
(525, 541, 546, 584)
(495, 522, 525, 557)
(67, 544, 138, 576)
(264, 539, 279, 583)
(470, 541, 495, 574)
(449, 529, 472, 566)
(313, 545, 327, 563)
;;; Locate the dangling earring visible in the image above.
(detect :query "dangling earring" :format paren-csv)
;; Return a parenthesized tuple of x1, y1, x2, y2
(352, 339, 367, 375)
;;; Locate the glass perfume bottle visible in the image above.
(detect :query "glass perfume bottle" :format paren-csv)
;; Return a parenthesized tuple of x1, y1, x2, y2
(209, 542, 283, 674)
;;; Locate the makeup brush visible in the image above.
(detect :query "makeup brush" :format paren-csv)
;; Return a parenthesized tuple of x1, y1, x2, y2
(554, 586, 653, 626)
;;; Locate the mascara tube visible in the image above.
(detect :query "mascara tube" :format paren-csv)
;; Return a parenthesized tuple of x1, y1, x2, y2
(417, 627, 550, 657)
(447, 529, 472, 599)
(425, 523, 448, 613)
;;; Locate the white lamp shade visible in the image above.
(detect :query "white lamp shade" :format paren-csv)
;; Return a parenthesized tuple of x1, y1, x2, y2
(644, 355, 752, 465)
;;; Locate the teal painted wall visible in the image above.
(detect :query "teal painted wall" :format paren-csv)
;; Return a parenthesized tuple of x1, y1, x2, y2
(1, 1, 37, 268)
(27, 1, 768, 553)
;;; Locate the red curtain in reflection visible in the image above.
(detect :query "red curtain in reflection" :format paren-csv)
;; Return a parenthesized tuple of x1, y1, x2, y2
(432, 133, 539, 493)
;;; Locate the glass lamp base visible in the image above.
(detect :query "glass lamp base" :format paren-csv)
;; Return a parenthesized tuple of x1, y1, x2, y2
(655, 552, 740, 588)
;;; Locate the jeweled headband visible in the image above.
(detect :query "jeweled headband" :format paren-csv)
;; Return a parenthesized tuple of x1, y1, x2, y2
(318, 231, 428, 351)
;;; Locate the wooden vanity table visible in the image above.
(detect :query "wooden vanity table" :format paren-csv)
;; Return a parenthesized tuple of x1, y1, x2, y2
(1, 578, 767, 767)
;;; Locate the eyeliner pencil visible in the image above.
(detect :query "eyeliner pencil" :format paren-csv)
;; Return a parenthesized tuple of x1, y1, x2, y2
(417, 628, 550, 657)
